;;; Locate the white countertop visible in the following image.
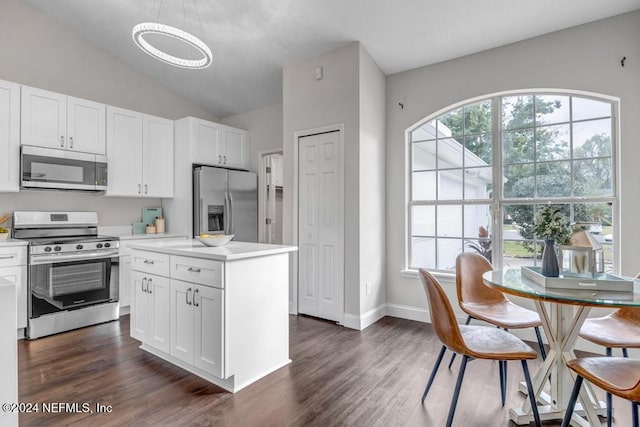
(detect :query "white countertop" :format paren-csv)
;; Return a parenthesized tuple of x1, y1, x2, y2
(0, 238, 28, 247)
(129, 240, 297, 261)
(98, 225, 186, 240)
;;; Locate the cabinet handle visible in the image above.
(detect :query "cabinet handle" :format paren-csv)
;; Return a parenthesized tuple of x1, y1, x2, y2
(143, 259, 155, 265)
(0, 254, 16, 259)
(186, 288, 192, 305)
(218, 155, 222, 164)
(70, 136, 74, 149)
(142, 277, 147, 293)
(187, 267, 201, 273)
(138, 184, 141, 194)
(148, 278, 152, 294)
(223, 155, 227, 164)
(60, 136, 65, 147)
(193, 289, 199, 307)
(144, 184, 148, 194)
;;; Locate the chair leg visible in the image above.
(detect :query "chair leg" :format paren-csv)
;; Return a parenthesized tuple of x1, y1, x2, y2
(624, 348, 629, 358)
(607, 347, 612, 427)
(633, 402, 639, 427)
(499, 360, 506, 406)
(534, 326, 546, 360)
(446, 355, 469, 427)
(447, 316, 472, 369)
(422, 345, 447, 403)
(521, 360, 542, 427)
(561, 374, 584, 427)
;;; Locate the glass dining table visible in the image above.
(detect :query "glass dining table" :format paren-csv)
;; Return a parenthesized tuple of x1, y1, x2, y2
(483, 268, 640, 427)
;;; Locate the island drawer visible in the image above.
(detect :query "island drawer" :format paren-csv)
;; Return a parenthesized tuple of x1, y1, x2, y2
(170, 255, 223, 288)
(131, 250, 170, 277)
(0, 246, 26, 268)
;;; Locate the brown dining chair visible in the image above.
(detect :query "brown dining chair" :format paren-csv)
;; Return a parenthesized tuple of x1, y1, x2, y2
(448, 253, 547, 403)
(578, 273, 640, 427)
(562, 357, 640, 427)
(418, 268, 541, 427)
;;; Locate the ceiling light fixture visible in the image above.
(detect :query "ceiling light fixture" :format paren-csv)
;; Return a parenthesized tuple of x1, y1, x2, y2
(132, 22, 212, 69)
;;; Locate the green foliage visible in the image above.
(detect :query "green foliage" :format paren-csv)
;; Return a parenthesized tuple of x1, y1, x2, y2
(533, 205, 571, 244)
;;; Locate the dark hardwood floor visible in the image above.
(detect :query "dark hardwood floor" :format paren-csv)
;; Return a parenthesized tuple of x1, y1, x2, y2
(18, 315, 630, 426)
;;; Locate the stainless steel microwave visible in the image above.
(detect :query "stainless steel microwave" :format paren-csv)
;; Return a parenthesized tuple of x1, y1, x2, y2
(21, 145, 108, 191)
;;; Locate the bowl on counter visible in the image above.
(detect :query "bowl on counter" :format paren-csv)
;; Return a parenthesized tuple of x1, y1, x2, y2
(197, 234, 235, 247)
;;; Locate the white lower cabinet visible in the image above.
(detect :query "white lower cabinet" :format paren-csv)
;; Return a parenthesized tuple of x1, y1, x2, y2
(130, 271, 170, 354)
(0, 245, 28, 330)
(170, 279, 223, 378)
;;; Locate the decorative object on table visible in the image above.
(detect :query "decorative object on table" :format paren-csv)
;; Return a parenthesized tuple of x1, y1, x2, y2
(155, 217, 165, 234)
(132, 221, 146, 234)
(142, 207, 162, 227)
(0, 213, 10, 240)
(521, 266, 634, 292)
(558, 226, 604, 276)
(533, 205, 571, 277)
(145, 224, 156, 234)
(198, 234, 234, 247)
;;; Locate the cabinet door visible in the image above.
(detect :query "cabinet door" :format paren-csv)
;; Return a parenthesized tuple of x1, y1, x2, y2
(118, 256, 131, 308)
(67, 96, 106, 155)
(106, 106, 143, 197)
(0, 265, 27, 330)
(147, 275, 171, 353)
(143, 114, 174, 198)
(193, 285, 223, 378)
(222, 127, 248, 169)
(170, 279, 194, 364)
(21, 86, 67, 149)
(130, 271, 149, 342)
(192, 119, 222, 166)
(0, 79, 20, 192)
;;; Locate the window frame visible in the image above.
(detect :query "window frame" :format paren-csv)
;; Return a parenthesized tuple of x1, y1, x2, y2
(406, 89, 620, 275)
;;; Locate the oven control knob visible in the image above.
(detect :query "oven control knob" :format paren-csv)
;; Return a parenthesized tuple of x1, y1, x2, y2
(96, 243, 103, 249)
(54, 246, 61, 252)
(104, 242, 111, 248)
(76, 244, 83, 250)
(44, 247, 52, 252)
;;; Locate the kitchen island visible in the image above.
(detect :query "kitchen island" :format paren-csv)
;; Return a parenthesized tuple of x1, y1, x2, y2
(128, 240, 297, 392)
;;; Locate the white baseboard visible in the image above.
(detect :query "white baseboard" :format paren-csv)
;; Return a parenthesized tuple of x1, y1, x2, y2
(342, 304, 387, 330)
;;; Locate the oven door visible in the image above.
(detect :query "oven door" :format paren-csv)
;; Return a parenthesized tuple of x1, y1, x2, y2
(21, 145, 107, 191)
(29, 252, 117, 317)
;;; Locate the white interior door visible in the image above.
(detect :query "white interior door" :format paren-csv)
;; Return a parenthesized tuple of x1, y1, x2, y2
(297, 131, 343, 322)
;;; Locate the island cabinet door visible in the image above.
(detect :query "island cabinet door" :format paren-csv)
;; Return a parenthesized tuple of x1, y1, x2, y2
(147, 275, 171, 354)
(193, 285, 224, 378)
(170, 279, 194, 364)
(130, 271, 149, 342)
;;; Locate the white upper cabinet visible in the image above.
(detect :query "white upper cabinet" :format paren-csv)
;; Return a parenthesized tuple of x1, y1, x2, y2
(189, 117, 248, 170)
(106, 106, 174, 198)
(21, 86, 106, 155)
(0, 79, 20, 192)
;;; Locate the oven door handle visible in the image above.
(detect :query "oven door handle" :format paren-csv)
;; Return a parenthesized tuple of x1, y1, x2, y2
(30, 249, 120, 265)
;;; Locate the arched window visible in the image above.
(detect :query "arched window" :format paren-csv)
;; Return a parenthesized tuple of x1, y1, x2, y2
(408, 92, 617, 273)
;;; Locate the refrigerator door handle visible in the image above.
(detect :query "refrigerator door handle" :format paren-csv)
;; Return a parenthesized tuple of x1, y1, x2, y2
(199, 198, 205, 235)
(228, 192, 234, 234)
(224, 192, 229, 235)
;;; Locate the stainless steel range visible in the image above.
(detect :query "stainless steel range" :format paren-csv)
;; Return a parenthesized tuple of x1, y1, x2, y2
(13, 211, 120, 339)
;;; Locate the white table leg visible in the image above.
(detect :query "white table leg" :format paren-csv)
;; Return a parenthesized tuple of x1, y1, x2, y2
(510, 302, 606, 426)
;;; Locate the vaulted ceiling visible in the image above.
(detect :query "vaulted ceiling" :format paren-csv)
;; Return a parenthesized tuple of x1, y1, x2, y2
(23, 0, 640, 118)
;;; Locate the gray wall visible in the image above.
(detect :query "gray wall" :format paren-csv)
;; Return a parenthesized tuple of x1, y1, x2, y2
(0, 0, 217, 227)
(385, 11, 640, 329)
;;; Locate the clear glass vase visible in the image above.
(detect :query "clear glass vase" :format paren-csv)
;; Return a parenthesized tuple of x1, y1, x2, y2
(541, 239, 559, 277)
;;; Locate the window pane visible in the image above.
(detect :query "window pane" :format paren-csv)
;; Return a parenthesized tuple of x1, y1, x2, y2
(463, 167, 492, 200)
(572, 202, 614, 272)
(503, 204, 535, 243)
(574, 158, 613, 196)
(536, 161, 571, 197)
(439, 109, 464, 137)
(413, 141, 436, 171)
(573, 118, 612, 158)
(438, 169, 463, 200)
(412, 206, 435, 236)
(465, 134, 492, 165)
(412, 120, 437, 142)
(437, 238, 462, 270)
(503, 240, 540, 269)
(502, 96, 534, 130)
(464, 205, 492, 238)
(503, 163, 534, 198)
(412, 237, 435, 269)
(437, 205, 462, 237)
(503, 129, 534, 164)
(572, 97, 612, 121)
(535, 95, 570, 125)
(536, 124, 570, 161)
(412, 171, 436, 200)
(438, 138, 463, 169)
(464, 100, 492, 134)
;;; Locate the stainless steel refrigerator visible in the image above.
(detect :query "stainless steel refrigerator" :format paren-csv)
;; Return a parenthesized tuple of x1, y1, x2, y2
(193, 166, 258, 242)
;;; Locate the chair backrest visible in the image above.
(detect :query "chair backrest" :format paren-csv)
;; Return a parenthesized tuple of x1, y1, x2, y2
(456, 253, 506, 305)
(419, 268, 467, 354)
(612, 272, 640, 324)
